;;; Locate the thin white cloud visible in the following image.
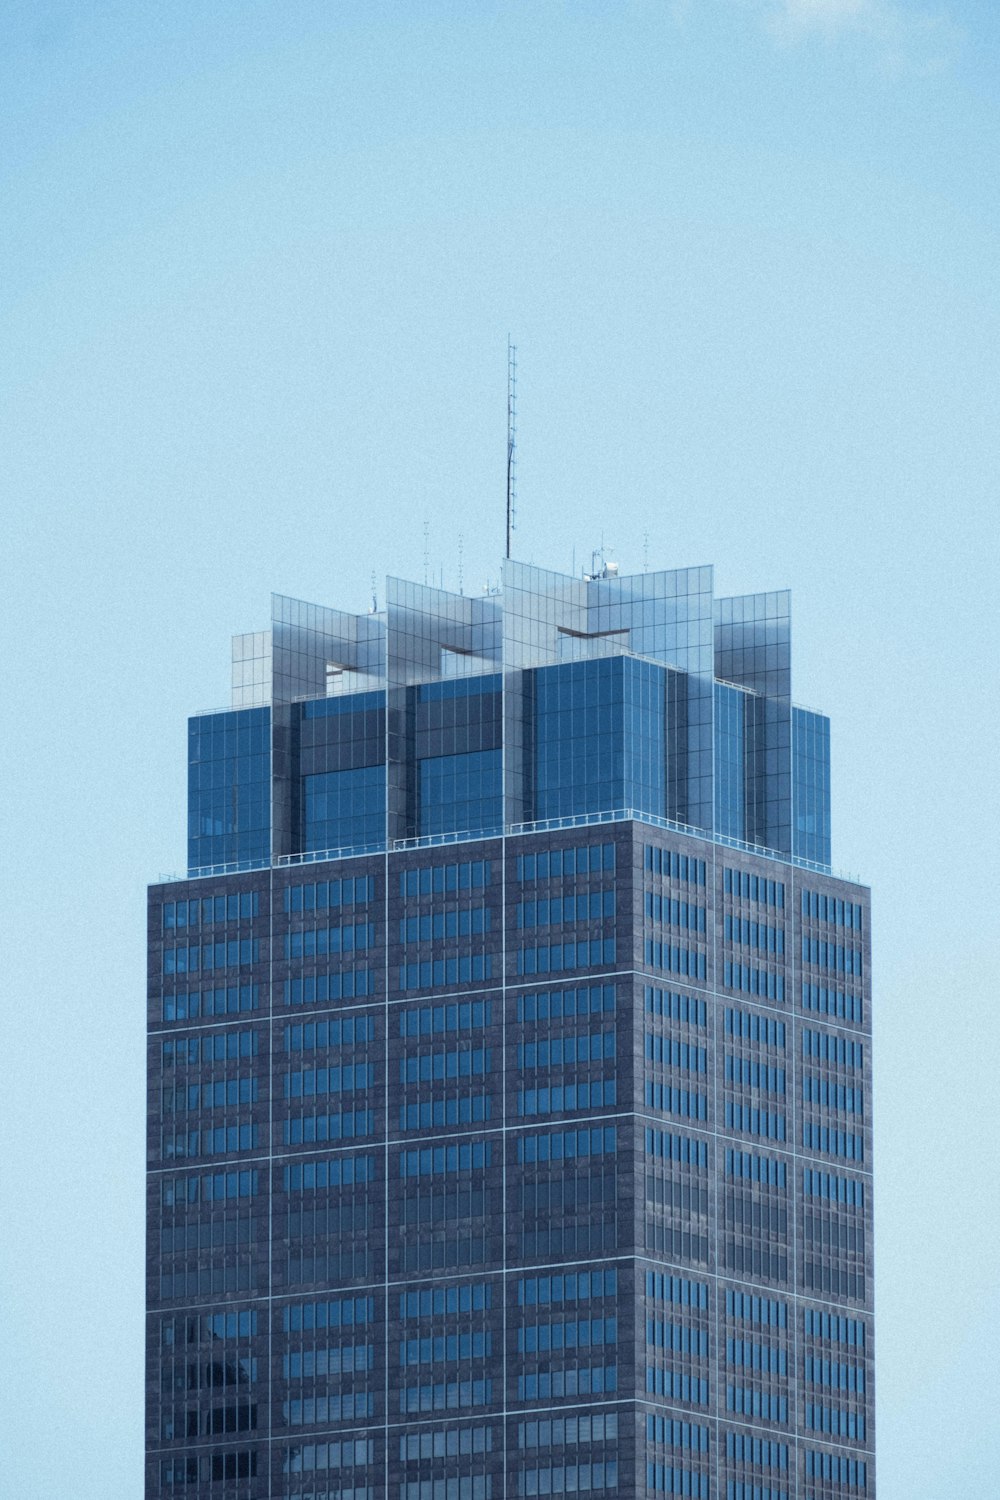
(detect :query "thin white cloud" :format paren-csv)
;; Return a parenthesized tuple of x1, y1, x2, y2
(742, 0, 961, 71)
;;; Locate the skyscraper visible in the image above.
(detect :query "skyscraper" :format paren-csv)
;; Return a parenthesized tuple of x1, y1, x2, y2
(147, 559, 873, 1499)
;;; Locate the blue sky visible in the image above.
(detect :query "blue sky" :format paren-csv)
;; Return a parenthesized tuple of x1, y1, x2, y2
(2, 2, 998, 1494)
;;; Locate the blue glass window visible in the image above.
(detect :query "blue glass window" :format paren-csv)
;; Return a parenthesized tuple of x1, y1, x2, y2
(187, 708, 271, 872)
(792, 707, 831, 865)
(531, 656, 667, 822)
(417, 748, 502, 836)
(303, 764, 385, 852)
(714, 682, 745, 839)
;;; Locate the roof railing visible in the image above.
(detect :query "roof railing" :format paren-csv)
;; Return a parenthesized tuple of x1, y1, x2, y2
(157, 808, 860, 885)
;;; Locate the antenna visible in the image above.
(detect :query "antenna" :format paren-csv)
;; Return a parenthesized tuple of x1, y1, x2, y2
(370, 570, 378, 613)
(458, 532, 464, 596)
(643, 531, 650, 573)
(506, 337, 517, 560)
(423, 520, 429, 586)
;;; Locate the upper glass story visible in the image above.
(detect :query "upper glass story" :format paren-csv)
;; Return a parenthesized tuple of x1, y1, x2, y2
(188, 558, 831, 874)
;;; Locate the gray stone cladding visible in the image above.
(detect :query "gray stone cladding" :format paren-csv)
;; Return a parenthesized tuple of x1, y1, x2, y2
(146, 823, 872, 1499)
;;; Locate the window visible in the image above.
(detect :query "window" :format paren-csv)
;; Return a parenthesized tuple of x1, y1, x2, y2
(801, 983, 864, 1023)
(520, 1413, 617, 1448)
(400, 1141, 492, 1176)
(804, 1310, 866, 1346)
(726, 1386, 788, 1422)
(163, 939, 259, 975)
(803, 1077, 864, 1114)
(283, 1109, 374, 1145)
(518, 843, 616, 881)
(725, 1008, 785, 1045)
(801, 937, 863, 977)
(400, 1378, 493, 1413)
(284, 968, 375, 1005)
(723, 868, 785, 907)
(283, 876, 375, 911)
(418, 748, 502, 837)
(283, 1437, 374, 1475)
(518, 1462, 617, 1495)
(400, 1095, 492, 1130)
(284, 1062, 375, 1099)
(645, 1367, 709, 1403)
(725, 916, 785, 954)
(519, 1031, 615, 1068)
(804, 1451, 868, 1486)
(802, 1124, 864, 1161)
(644, 941, 706, 980)
(401, 1045, 491, 1083)
(161, 1169, 258, 1206)
(804, 1358, 865, 1393)
(725, 1149, 786, 1187)
(163, 891, 260, 928)
(646, 1036, 707, 1071)
(519, 1268, 617, 1305)
(645, 894, 706, 932)
(724, 962, 785, 1002)
(162, 1030, 259, 1065)
(725, 1291, 787, 1327)
(803, 1029, 864, 1068)
(283, 1296, 374, 1331)
(645, 1271, 709, 1308)
(161, 984, 259, 1021)
(517, 1126, 616, 1164)
(398, 1282, 492, 1317)
(725, 1433, 788, 1468)
(285, 1016, 376, 1051)
(645, 987, 706, 1024)
(725, 1103, 786, 1141)
(645, 1084, 708, 1120)
(725, 1057, 785, 1092)
(646, 1465, 709, 1497)
(399, 1000, 493, 1035)
(284, 922, 374, 959)
(516, 1364, 616, 1400)
(645, 1129, 708, 1167)
(283, 1155, 376, 1190)
(727, 1339, 787, 1373)
(518, 939, 616, 975)
(518, 890, 615, 927)
(401, 905, 491, 942)
(801, 890, 864, 930)
(400, 1426, 493, 1459)
(645, 1415, 709, 1450)
(644, 846, 706, 884)
(518, 984, 616, 1020)
(518, 1315, 616, 1353)
(302, 764, 385, 852)
(646, 1321, 709, 1356)
(401, 859, 492, 896)
(804, 1405, 866, 1440)
(400, 954, 494, 989)
(401, 1332, 492, 1364)
(518, 1079, 617, 1115)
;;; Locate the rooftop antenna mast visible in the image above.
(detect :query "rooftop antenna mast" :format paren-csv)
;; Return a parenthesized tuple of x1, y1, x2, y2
(506, 337, 517, 560)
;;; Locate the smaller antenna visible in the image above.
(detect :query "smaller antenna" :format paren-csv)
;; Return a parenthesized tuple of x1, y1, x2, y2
(423, 520, 429, 586)
(506, 337, 517, 560)
(370, 570, 378, 612)
(643, 532, 650, 573)
(458, 533, 464, 596)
